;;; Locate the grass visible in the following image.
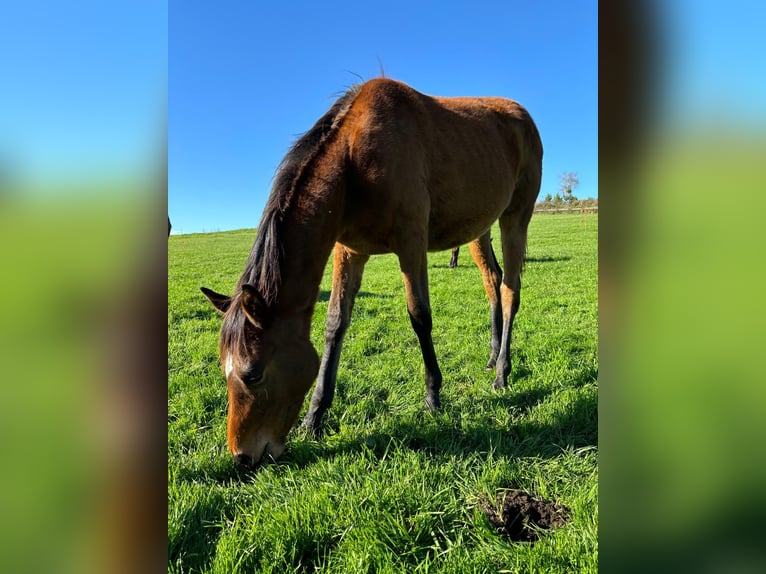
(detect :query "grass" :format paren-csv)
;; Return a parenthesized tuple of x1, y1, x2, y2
(168, 213, 598, 573)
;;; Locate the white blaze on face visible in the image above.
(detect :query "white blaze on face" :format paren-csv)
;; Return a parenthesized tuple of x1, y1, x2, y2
(224, 354, 235, 378)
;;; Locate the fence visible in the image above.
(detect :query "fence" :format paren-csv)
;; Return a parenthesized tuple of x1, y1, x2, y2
(533, 205, 598, 215)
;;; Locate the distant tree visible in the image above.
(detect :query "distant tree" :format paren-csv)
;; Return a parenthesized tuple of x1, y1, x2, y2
(559, 172, 580, 205)
(552, 193, 563, 204)
(543, 192, 552, 202)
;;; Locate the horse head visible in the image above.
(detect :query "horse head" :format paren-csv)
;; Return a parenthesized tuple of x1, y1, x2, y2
(201, 285, 319, 467)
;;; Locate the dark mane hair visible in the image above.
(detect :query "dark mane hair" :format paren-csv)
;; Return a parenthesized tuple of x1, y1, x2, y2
(240, 83, 361, 302)
(220, 84, 362, 356)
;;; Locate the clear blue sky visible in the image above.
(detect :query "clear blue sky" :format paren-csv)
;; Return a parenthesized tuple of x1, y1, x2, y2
(169, 1, 598, 234)
(1, 1, 166, 184)
(661, 0, 766, 128)
(4, 2, 764, 233)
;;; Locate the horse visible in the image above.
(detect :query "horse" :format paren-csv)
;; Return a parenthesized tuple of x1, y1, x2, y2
(201, 78, 543, 468)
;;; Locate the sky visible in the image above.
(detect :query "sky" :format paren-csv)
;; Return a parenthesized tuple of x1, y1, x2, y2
(1, 1, 166, 185)
(168, 1, 598, 234)
(3, 2, 765, 234)
(660, 0, 766, 128)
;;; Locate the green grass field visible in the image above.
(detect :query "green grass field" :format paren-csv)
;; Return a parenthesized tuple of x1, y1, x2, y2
(168, 213, 598, 573)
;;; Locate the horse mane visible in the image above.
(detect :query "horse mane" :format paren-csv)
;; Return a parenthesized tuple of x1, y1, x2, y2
(220, 83, 362, 356)
(243, 82, 362, 301)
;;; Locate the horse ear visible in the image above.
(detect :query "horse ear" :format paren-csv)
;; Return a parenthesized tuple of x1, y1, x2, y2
(240, 284, 269, 326)
(200, 287, 231, 313)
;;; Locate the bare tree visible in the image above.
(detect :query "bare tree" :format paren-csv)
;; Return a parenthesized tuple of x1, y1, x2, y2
(559, 172, 580, 204)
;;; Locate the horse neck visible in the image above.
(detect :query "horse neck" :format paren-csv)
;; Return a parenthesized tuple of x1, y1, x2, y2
(270, 177, 344, 327)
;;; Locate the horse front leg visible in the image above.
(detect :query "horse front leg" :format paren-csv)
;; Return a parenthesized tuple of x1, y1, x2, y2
(399, 250, 443, 410)
(302, 245, 368, 436)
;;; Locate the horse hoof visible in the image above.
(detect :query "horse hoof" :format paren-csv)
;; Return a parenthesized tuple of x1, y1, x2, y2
(485, 360, 497, 370)
(492, 376, 507, 390)
(424, 396, 441, 411)
(301, 418, 323, 438)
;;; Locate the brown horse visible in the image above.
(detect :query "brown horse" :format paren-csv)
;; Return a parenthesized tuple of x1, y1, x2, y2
(201, 78, 542, 468)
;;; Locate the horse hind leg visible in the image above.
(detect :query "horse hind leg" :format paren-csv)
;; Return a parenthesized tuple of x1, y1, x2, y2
(494, 179, 538, 389)
(449, 246, 460, 268)
(302, 244, 368, 436)
(468, 233, 503, 369)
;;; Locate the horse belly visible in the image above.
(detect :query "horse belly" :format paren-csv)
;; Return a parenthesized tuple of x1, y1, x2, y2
(426, 166, 515, 251)
(426, 195, 509, 251)
(425, 117, 517, 250)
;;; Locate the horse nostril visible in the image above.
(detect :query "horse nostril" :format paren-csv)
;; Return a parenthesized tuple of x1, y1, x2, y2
(234, 453, 253, 468)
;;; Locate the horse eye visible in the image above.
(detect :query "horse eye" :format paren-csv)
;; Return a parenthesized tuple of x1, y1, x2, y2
(245, 366, 264, 386)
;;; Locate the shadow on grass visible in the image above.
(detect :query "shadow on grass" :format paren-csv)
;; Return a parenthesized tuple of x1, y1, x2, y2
(432, 255, 572, 270)
(175, 459, 253, 485)
(525, 255, 572, 263)
(317, 290, 395, 303)
(282, 375, 597, 468)
(325, 391, 596, 462)
(170, 305, 219, 324)
(176, 362, 597, 483)
(483, 385, 552, 413)
(431, 263, 469, 270)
